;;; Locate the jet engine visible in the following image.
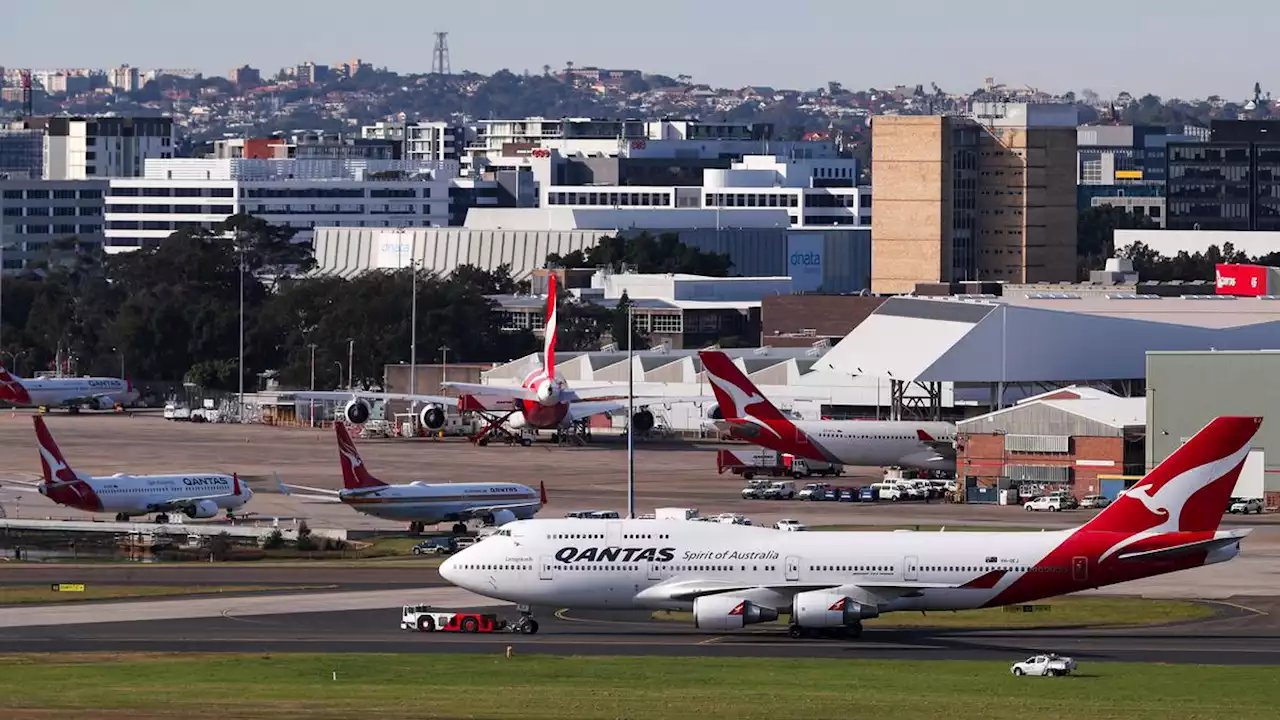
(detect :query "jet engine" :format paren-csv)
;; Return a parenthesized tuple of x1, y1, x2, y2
(485, 509, 518, 526)
(343, 398, 371, 424)
(693, 595, 779, 631)
(507, 411, 528, 429)
(792, 591, 879, 628)
(419, 404, 446, 431)
(631, 409, 655, 434)
(183, 499, 220, 519)
(707, 404, 723, 420)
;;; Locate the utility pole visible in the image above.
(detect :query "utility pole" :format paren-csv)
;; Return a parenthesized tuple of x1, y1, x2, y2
(237, 239, 245, 423)
(439, 345, 449, 386)
(410, 258, 418, 400)
(308, 343, 316, 427)
(626, 303, 635, 519)
(347, 338, 354, 390)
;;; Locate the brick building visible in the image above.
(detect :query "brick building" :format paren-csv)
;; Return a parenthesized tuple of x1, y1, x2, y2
(761, 294, 886, 348)
(956, 387, 1146, 500)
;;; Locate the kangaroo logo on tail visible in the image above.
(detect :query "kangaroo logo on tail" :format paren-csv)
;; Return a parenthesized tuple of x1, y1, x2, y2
(700, 351, 784, 441)
(334, 423, 386, 490)
(0, 367, 32, 405)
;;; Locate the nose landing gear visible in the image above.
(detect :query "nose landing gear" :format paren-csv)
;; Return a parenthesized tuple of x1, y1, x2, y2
(511, 605, 540, 634)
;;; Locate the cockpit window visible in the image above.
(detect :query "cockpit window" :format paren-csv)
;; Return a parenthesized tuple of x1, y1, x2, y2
(496, 529, 511, 537)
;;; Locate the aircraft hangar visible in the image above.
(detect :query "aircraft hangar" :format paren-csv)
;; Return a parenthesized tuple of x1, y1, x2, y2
(815, 294, 1280, 419)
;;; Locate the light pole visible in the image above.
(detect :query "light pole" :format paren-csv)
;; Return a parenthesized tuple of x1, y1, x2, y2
(308, 343, 317, 427)
(439, 345, 449, 387)
(333, 361, 343, 389)
(237, 239, 245, 423)
(410, 259, 418, 399)
(626, 302, 635, 519)
(347, 338, 354, 389)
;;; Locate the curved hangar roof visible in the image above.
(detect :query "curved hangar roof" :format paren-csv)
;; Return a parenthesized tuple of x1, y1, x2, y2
(816, 296, 1280, 384)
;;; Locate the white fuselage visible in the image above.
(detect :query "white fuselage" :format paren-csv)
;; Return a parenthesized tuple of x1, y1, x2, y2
(339, 482, 542, 523)
(799, 420, 957, 469)
(17, 377, 138, 409)
(47, 473, 251, 515)
(440, 518, 1240, 614)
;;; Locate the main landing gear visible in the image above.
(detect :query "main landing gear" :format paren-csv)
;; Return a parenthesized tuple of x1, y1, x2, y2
(510, 605, 540, 635)
(450, 523, 468, 535)
(407, 522, 426, 535)
(788, 621, 863, 639)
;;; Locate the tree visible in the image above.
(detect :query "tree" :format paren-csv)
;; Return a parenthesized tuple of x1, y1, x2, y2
(610, 292, 649, 351)
(1076, 206, 1159, 279)
(547, 232, 733, 276)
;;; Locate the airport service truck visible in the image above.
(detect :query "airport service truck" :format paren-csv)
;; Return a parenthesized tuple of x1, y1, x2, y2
(717, 449, 843, 480)
(655, 507, 700, 521)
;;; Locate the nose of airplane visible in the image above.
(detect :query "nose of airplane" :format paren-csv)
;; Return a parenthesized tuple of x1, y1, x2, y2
(439, 554, 459, 584)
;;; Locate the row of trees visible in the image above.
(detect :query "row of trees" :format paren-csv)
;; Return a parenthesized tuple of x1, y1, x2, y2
(0, 220, 744, 394)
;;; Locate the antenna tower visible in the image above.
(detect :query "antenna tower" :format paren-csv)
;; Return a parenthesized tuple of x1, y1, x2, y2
(431, 32, 451, 75)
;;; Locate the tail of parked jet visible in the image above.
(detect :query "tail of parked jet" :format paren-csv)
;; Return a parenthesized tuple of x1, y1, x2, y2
(32, 416, 85, 486)
(334, 422, 388, 491)
(1085, 416, 1262, 539)
(0, 367, 32, 405)
(699, 351, 789, 425)
(543, 274, 558, 380)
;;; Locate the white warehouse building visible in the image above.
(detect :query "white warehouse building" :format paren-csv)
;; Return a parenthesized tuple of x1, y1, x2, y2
(104, 158, 453, 250)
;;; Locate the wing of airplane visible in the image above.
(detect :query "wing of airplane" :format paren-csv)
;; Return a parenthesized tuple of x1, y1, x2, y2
(291, 390, 460, 406)
(145, 490, 239, 513)
(440, 382, 537, 403)
(637, 577, 961, 606)
(563, 395, 717, 423)
(0, 477, 43, 490)
(916, 430, 957, 457)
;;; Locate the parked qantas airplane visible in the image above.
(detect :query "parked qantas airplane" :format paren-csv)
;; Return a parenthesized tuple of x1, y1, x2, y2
(699, 350, 957, 471)
(297, 275, 711, 443)
(441, 415, 1262, 637)
(1, 416, 252, 523)
(278, 422, 546, 534)
(0, 366, 138, 412)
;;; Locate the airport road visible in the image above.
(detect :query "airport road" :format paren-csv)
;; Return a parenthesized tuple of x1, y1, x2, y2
(4, 410, 1280, 535)
(3, 599, 1280, 664)
(0, 564, 447, 588)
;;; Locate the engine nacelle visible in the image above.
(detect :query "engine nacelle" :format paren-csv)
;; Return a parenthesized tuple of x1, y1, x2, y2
(631, 410, 655, 434)
(485, 509, 517, 526)
(419, 404, 446, 430)
(507, 411, 528, 429)
(792, 591, 879, 627)
(343, 399, 371, 424)
(707, 404, 723, 420)
(693, 595, 779, 631)
(183, 499, 220, 519)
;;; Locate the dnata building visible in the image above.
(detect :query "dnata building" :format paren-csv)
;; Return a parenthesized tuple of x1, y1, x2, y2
(104, 158, 452, 251)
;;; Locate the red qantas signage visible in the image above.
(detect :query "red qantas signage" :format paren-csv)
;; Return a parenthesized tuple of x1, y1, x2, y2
(1215, 264, 1269, 296)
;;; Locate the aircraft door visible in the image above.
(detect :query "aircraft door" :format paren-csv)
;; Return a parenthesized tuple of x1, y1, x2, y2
(539, 556, 554, 581)
(1072, 556, 1088, 583)
(785, 556, 800, 582)
(606, 521, 623, 547)
(903, 555, 919, 581)
(647, 562, 662, 581)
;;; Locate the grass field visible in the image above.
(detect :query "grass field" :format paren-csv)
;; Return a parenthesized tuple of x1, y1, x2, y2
(0, 653, 1274, 720)
(652, 596, 1215, 629)
(0, 585, 333, 605)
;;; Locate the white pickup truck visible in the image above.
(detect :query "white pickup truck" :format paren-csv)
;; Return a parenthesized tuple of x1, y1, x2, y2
(1011, 654, 1076, 677)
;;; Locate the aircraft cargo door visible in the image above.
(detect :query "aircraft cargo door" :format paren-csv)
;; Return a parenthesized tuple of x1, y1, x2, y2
(785, 556, 800, 582)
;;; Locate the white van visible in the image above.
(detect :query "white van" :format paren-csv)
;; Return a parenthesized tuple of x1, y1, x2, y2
(870, 482, 903, 501)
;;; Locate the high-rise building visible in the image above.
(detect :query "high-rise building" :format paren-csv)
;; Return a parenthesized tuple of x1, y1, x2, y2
(0, 179, 107, 270)
(229, 65, 261, 88)
(107, 65, 140, 92)
(0, 129, 44, 179)
(1166, 120, 1280, 232)
(17, 116, 174, 180)
(1076, 124, 1207, 227)
(870, 103, 1078, 293)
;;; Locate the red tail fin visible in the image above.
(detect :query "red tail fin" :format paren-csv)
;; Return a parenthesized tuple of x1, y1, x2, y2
(33, 415, 80, 485)
(698, 351, 786, 422)
(1086, 416, 1262, 536)
(232, 472, 242, 496)
(539, 480, 548, 505)
(543, 274, 557, 379)
(0, 367, 33, 405)
(334, 423, 387, 490)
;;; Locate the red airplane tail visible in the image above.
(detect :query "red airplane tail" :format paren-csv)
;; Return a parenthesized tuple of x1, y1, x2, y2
(334, 423, 387, 490)
(698, 351, 788, 423)
(33, 415, 82, 485)
(543, 274, 558, 380)
(539, 481, 548, 505)
(1085, 416, 1262, 535)
(0, 366, 33, 405)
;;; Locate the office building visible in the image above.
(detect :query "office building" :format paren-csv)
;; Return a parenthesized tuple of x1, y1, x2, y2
(1076, 124, 1207, 227)
(1166, 119, 1280, 231)
(362, 122, 464, 163)
(14, 116, 175, 180)
(0, 129, 43, 179)
(103, 158, 452, 250)
(229, 65, 262, 88)
(107, 65, 141, 92)
(870, 103, 1078, 294)
(0, 179, 107, 270)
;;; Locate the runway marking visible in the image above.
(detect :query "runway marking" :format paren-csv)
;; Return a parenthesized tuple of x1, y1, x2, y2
(553, 608, 676, 628)
(698, 636, 728, 645)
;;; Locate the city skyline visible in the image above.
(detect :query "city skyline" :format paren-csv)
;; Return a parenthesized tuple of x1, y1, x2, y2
(2, 0, 1271, 101)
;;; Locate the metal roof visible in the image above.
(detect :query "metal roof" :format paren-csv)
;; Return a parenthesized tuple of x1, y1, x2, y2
(819, 296, 1280, 383)
(959, 386, 1146, 431)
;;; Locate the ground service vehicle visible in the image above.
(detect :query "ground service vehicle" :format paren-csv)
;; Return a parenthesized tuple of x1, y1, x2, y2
(1025, 496, 1065, 512)
(401, 606, 538, 634)
(439, 416, 1261, 641)
(412, 537, 457, 555)
(1229, 497, 1264, 514)
(761, 481, 797, 500)
(1011, 654, 1076, 676)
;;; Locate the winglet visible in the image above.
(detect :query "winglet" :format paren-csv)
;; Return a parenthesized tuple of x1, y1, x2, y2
(274, 471, 290, 496)
(232, 472, 242, 496)
(540, 480, 548, 506)
(917, 429, 935, 442)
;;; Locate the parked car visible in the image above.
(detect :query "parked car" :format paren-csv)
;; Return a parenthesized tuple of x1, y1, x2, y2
(822, 487, 842, 501)
(741, 479, 771, 500)
(774, 519, 808, 532)
(797, 483, 830, 500)
(1079, 495, 1111, 509)
(1011, 654, 1076, 677)
(839, 488, 858, 502)
(412, 537, 458, 555)
(1046, 490, 1079, 509)
(1229, 497, 1265, 514)
(858, 486, 878, 502)
(761, 480, 797, 500)
(1024, 496, 1065, 512)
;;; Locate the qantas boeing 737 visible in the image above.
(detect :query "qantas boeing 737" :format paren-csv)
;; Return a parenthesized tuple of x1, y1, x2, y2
(699, 350, 957, 471)
(278, 422, 546, 534)
(0, 367, 138, 412)
(441, 415, 1261, 637)
(2, 416, 252, 523)
(297, 275, 711, 443)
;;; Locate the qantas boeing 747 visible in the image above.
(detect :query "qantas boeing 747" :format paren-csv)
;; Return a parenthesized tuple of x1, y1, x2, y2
(2, 416, 252, 523)
(699, 350, 957, 471)
(441, 415, 1261, 637)
(279, 422, 546, 534)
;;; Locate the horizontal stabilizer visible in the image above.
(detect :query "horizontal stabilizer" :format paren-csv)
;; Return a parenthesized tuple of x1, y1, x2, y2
(1117, 530, 1252, 562)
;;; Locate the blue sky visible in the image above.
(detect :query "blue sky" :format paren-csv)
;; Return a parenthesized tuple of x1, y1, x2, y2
(2, 0, 1266, 100)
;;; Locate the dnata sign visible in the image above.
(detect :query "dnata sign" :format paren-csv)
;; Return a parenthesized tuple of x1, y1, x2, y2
(1215, 264, 1269, 297)
(790, 251, 822, 267)
(786, 234, 824, 292)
